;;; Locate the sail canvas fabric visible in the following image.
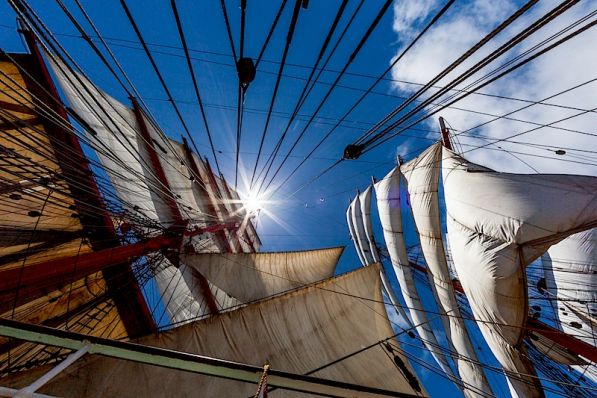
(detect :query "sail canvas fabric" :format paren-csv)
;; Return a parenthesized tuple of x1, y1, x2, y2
(359, 186, 381, 263)
(346, 202, 367, 266)
(402, 143, 492, 397)
(4, 265, 426, 397)
(442, 146, 597, 397)
(346, 190, 413, 328)
(542, 228, 597, 382)
(181, 247, 343, 303)
(374, 166, 458, 386)
(47, 55, 229, 324)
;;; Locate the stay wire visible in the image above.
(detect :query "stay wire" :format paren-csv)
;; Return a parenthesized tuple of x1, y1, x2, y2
(366, 17, 597, 153)
(248, 0, 303, 189)
(261, 0, 456, 197)
(14, 0, 212, 220)
(253, 0, 350, 193)
(259, 0, 396, 197)
(119, 0, 212, 175)
(356, 0, 543, 148)
(170, 0, 222, 185)
(379, 3, 596, 151)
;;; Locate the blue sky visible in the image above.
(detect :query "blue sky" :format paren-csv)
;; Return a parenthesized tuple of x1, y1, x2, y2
(1, 1, 595, 396)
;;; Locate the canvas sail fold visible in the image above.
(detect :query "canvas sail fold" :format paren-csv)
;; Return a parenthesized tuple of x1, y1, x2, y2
(181, 247, 343, 303)
(5, 265, 426, 397)
(359, 186, 381, 263)
(350, 194, 375, 264)
(442, 146, 597, 398)
(542, 228, 597, 381)
(374, 166, 458, 385)
(46, 55, 228, 323)
(402, 143, 493, 397)
(347, 190, 413, 328)
(47, 54, 174, 227)
(346, 204, 367, 266)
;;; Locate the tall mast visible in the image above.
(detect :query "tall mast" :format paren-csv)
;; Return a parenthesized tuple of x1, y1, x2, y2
(131, 101, 220, 315)
(439, 116, 452, 150)
(18, 25, 155, 335)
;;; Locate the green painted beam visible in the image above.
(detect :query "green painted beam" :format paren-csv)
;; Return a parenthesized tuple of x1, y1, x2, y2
(0, 318, 418, 398)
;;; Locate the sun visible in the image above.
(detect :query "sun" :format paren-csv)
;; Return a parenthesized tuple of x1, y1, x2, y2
(243, 192, 264, 214)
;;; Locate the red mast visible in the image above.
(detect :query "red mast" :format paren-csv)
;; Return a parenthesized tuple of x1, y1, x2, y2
(19, 27, 155, 335)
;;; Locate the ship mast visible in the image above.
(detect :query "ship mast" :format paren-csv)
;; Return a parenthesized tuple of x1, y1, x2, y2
(17, 24, 155, 336)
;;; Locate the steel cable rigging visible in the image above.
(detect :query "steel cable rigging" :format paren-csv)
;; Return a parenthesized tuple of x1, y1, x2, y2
(253, 0, 350, 194)
(259, 0, 456, 197)
(248, 0, 303, 190)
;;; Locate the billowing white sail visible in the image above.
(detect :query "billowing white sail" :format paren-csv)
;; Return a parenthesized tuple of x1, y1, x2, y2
(359, 186, 381, 263)
(442, 146, 597, 397)
(347, 189, 413, 328)
(346, 204, 367, 266)
(374, 166, 458, 386)
(181, 247, 343, 303)
(350, 194, 375, 264)
(402, 143, 492, 397)
(9, 265, 426, 397)
(542, 228, 597, 382)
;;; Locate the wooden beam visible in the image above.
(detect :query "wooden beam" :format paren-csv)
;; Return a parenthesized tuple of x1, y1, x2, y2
(0, 223, 235, 312)
(0, 318, 418, 398)
(16, 26, 155, 334)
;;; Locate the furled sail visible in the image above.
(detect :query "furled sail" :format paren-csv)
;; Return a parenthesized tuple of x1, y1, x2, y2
(442, 146, 597, 397)
(374, 166, 458, 385)
(402, 143, 493, 397)
(5, 264, 426, 397)
(542, 228, 597, 381)
(181, 247, 343, 303)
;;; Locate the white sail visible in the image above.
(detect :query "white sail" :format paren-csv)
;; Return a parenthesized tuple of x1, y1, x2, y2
(402, 143, 493, 397)
(374, 166, 459, 386)
(181, 247, 343, 303)
(222, 186, 254, 253)
(350, 195, 375, 264)
(47, 54, 173, 226)
(213, 174, 242, 253)
(348, 189, 413, 328)
(442, 146, 597, 397)
(359, 186, 381, 263)
(47, 55, 228, 324)
(346, 204, 367, 266)
(10, 265, 426, 397)
(153, 259, 241, 324)
(542, 228, 597, 382)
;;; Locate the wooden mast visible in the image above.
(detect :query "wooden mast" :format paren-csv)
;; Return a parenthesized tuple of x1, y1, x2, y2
(19, 26, 155, 335)
(131, 100, 220, 315)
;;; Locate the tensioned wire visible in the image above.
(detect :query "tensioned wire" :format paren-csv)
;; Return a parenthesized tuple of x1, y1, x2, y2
(280, 3, 594, 197)
(11, 0, 219, 215)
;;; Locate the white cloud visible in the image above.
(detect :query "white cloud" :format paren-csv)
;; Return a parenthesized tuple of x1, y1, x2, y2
(389, 0, 597, 175)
